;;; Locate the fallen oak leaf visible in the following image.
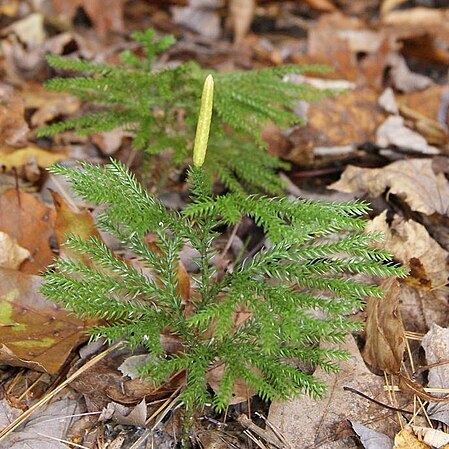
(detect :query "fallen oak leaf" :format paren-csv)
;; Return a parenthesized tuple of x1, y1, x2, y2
(330, 159, 449, 216)
(0, 268, 90, 374)
(363, 278, 406, 375)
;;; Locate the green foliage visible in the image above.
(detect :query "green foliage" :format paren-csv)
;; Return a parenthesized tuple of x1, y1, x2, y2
(42, 159, 406, 411)
(40, 28, 329, 194)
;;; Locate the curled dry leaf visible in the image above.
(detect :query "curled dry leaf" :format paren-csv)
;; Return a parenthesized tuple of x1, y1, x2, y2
(330, 159, 449, 216)
(363, 278, 405, 375)
(0, 268, 90, 374)
(366, 211, 449, 288)
(398, 374, 449, 403)
(0, 190, 55, 274)
(0, 232, 30, 270)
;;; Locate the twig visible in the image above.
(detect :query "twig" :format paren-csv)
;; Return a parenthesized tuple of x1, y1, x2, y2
(343, 386, 415, 415)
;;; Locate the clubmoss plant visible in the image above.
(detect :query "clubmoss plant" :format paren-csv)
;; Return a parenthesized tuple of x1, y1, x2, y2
(42, 75, 406, 412)
(39, 28, 331, 194)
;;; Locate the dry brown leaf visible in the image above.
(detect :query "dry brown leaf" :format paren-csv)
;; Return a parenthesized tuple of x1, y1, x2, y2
(0, 268, 89, 374)
(394, 427, 430, 449)
(380, 0, 408, 16)
(229, 0, 255, 45)
(366, 211, 449, 287)
(399, 374, 449, 403)
(0, 84, 29, 146)
(363, 279, 405, 374)
(3, 13, 46, 48)
(383, 7, 447, 28)
(376, 116, 439, 155)
(399, 85, 447, 123)
(330, 159, 449, 216)
(206, 362, 256, 405)
(0, 232, 30, 270)
(52, 0, 126, 36)
(288, 87, 384, 163)
(303, 0, 337, 12)
(69, 353, 184, 411)
(91, 130, 126, 155)
(0, 0, 19, 16)
(0, 146, 66, 171)
(21, 83, 81, 128)
(306, 13, 392, 87)
(51, 190, 102, 265)
(412, 426, 449, 448)
(0, 190, 55, 273)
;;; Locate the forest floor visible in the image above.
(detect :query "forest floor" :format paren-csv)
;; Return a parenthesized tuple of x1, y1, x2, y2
(1, 1, 449, 448)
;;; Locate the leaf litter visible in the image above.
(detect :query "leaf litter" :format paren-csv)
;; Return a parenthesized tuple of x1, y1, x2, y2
(3, 1, 449, 448)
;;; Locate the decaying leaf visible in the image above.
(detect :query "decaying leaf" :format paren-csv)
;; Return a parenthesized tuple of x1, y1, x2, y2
(3, 13, 46, 49)
(51, 190, 102, 265)
(99, 399, 147, 427)
(172, 0, 222, 39)
(412, 426, 449, 448)
(351, 421, 393, 449)
(69, 352, 184, 411)
(422, 324, 449, 426)
(0, 232, 30, 270)
(0, 268, 89, 374)
(21, 83, 81, 128)
(206, 362, 256, 405)
(0, 84, 29, 146)
(288, 87, 385, 163)
(366, 211, 449, 288)
(0, 190, 55, 274)
(376, 116, 439, 155)
(363, 279, 405, 374)
(0, 398, 79, 449)
(330, 159, 449, 215)
(0, 146, 66, 171)
(269, 335, 394, 449)
(393, 427, 429, 449)
(52, 0, 126, 36)
(398, 374, 449, 403)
